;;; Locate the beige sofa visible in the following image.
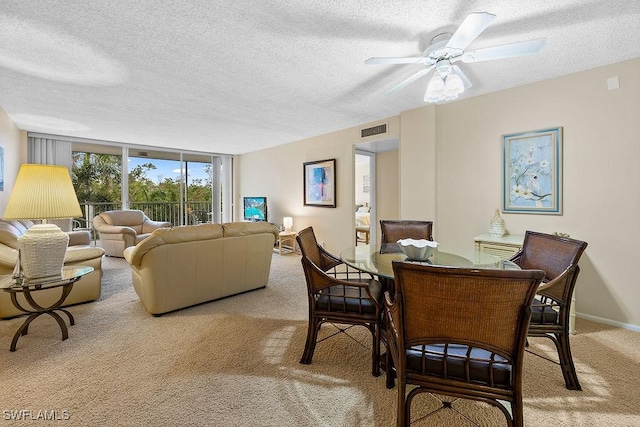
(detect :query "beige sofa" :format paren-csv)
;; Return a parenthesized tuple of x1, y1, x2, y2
(123, 222, 279, 315)
(93, 210, 171, 257)
(0, 220, 105, 319)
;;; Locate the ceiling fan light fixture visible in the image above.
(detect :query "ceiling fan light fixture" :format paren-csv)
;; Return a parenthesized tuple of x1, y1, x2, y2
(366, 11, 546, 104)
(425, 73, 445, 102)
(445, 73, 464, 96)
(425, 70, 465, 103)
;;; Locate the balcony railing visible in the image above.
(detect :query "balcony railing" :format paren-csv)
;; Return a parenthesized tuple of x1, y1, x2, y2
(78, 201, 213, 234)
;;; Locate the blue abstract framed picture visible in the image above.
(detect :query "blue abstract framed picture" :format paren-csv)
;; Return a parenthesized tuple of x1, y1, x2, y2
(502, 127, 562, 215)
(303, 158, 336, 207)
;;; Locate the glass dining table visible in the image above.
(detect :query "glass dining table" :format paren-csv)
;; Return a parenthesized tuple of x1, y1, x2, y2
(340, 242, 519, 280)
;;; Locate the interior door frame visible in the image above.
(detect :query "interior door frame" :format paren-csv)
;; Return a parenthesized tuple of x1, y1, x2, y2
(354, 149, 376, 244)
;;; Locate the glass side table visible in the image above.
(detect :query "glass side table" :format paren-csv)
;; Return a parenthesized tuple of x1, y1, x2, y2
(1, 266, 94, 351)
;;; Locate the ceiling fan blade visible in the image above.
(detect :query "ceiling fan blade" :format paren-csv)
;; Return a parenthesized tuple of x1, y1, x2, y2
(451, 65, 472, 89)
(365, 57, 425, 65)
(386, 67, 432, 94)
(445, 12, 497, 51)
(461, 38, 546, 63)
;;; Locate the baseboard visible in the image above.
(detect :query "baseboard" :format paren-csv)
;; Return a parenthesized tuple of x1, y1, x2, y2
(577, 312, 640, 333)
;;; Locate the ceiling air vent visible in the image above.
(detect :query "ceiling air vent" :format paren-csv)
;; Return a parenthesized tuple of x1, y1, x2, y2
(361, 123, 387, 138)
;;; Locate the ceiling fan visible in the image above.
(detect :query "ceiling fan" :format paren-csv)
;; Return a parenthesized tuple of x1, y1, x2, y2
(365, 12, 546, 102)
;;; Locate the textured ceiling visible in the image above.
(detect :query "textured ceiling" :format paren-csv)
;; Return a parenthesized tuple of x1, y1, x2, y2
(1, 1, 639, 155)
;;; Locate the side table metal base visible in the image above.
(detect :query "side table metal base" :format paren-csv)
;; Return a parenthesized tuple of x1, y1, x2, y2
(2, 267, 93, 352)
(10, 308, 75, 352)
(6, 281, 76, 352)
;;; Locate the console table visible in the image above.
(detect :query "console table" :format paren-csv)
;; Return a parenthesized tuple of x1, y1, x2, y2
(474, 233, 524, 259)
(1, 266, 93, 351)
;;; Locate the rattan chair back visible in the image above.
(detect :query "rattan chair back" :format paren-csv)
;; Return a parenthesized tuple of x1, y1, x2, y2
(296, 226, 384, 376)
(510, 230, 588, 390)
(379, 220, 433, 244)
(397, 264, 541, 355)
(516, 231, 587, 280)
(385, 261, 544, 427)
(297, 226, 340, 271)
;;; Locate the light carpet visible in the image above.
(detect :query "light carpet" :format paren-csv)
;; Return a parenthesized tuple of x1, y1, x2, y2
(1, 254, 639, 426)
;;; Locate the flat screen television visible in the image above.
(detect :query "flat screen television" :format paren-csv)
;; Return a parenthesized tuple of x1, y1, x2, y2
(243, 196, 267, 221)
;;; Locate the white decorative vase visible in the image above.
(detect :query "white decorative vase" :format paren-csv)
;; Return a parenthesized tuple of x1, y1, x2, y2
(489, 209, 506, 237)
(17, 224, 69, 280)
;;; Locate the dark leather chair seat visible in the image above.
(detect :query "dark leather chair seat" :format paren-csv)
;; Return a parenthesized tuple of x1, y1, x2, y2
(406, 344, 511, 387)
(316, 282, 382, 314)
(530, 299, 560, 324)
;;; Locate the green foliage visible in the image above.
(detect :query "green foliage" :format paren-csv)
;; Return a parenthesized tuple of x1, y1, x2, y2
(72, 152, 213, 204)
(72, 152, 122, 202)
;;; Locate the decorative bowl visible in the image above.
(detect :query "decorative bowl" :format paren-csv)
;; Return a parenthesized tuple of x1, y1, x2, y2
(397, 239, 439, 261)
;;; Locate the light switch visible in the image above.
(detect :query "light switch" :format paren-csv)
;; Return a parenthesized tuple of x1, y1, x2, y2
(607, 76, 620, 90)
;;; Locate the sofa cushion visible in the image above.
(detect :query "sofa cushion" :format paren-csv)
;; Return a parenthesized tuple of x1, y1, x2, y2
(0, 224, 21, 249)
(124, 223, 224, 266)
(0, 220, 35, 249)
(64, 246, 106, 263)
(159, 223, 224, 243)
(223, 222, 280, 240)
(0, 220, 91, 249)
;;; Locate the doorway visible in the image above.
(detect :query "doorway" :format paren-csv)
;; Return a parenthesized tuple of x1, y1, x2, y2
(353, 137, 399, 246)
(355, 150, 376, 245)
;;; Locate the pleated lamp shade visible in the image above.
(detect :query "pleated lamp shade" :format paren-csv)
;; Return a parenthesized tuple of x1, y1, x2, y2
(3, 164, 82, 280)
(3, 164, 82, 220)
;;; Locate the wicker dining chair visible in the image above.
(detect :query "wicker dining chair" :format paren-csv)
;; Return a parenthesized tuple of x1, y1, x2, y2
(379, 220, 434, 244)
(378, 220, 435, 294)
(509, 231, 588, 390)
(296, 226, 384, 376)
(384, 261, 544, 427)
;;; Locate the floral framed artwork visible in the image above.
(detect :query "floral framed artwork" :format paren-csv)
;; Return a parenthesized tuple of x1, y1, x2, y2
(303, 158, 336, 207)
(502, 127, 562, 214)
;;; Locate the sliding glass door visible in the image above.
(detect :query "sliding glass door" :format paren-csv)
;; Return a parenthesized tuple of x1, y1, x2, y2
(69, 142, 232, 228)
(182, 153, 214, 225)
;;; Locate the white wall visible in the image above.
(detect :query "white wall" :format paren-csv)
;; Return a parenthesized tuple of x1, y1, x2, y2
(238, 58, 640, 329)
(0, 107, 25, 215)
(375, 150, 399, 227)
(434, 58, 640, 329)
(237, 116, 400, 254)
(399, 105, 437, 223)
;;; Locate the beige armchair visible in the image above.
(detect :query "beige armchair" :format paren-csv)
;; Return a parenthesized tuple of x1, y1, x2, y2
(0, 219, 105, 318)
(93, 210, 171, 257)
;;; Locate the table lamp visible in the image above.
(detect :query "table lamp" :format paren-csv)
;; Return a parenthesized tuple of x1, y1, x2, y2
(283, 217, 293, 233)
(2, 164, 82, 281)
